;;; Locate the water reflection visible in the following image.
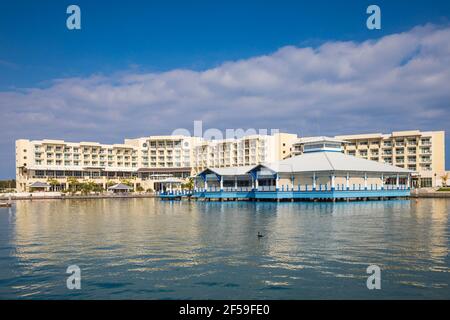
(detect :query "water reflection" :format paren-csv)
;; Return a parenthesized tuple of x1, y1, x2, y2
(0, 198, 448, 299)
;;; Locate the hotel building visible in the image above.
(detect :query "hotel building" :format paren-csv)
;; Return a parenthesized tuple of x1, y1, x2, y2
(292, 130, 446, 187)
(192, 133, 297, 173)
(15, 133, 296, 192)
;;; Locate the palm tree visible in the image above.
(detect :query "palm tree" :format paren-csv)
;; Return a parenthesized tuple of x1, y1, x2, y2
(47, 178, 60, 192)
(441, 173, 448, 187)
(182, 177, 195, 191)
(67, 177, 80, 193)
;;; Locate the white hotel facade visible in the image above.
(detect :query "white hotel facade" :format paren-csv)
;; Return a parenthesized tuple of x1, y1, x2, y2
(15, 130, 446, 192)
(15, 133, 296, 192)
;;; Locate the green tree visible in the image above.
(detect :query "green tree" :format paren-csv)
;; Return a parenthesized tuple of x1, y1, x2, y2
(120, 179, 133, 187)
(47, 178, 60, 191)
(441, 173, 448, 187)
(181, 177, 194, 191)
(67, 177, 80, 193)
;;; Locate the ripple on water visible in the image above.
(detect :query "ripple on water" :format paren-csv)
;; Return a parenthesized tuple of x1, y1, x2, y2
(0, 198, 448, 299)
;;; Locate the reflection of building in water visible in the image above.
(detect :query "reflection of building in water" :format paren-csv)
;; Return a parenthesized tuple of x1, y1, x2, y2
(11, 200, 206, 270)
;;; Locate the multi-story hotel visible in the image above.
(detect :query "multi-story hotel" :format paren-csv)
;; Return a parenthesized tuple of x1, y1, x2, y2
(192, 133, 297, 173)
(15, 129, 446, 192)
(292, 130, 446, 187)
(15, 133, 297, 192)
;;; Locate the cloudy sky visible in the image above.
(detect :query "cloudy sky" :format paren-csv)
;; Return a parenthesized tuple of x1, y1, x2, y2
(1, 1, 450, 178)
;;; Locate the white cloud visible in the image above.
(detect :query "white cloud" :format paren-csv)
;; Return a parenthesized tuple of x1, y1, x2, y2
(1, 24, 450, 168)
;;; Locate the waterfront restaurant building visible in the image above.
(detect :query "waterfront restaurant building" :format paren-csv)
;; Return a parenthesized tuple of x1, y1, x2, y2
(193, 137, 412, 201)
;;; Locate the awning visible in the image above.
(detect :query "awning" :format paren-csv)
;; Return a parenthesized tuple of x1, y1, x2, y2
(29, 181, 51, 188)
(108, 183, 133, 190)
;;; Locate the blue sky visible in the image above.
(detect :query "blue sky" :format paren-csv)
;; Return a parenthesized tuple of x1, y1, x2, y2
(1, 0, 450, 178)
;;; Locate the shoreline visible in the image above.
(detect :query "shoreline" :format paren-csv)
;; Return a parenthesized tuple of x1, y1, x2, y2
(0, 193, 156, 201)
(2, 190, 450, 201)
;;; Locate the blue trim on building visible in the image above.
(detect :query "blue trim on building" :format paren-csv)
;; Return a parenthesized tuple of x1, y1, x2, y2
(188, 188, 410, 200)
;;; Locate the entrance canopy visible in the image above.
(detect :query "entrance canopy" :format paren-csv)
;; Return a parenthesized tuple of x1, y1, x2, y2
(29, 181, 51, 188)
(108, 183, 133, 192)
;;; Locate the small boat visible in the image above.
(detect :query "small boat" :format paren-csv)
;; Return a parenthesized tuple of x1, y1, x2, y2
(257, 232, 264, 238)
(0, 202, 12, 208)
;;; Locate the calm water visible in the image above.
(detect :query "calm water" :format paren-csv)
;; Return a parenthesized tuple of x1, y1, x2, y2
(0, 198, 449, 299)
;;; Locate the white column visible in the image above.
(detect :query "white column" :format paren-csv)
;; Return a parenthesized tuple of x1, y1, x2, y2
(291, 175, 295, 191)
(313, 172, 316, 190)
(331, 173, 335, 190)
(396, 174, 400, 189)
(194, 179, 197, 192)
(234, 176, 238, 191)
(346, 172, 350, 190)
(407, 174, 411, 189)
(381, 173, 384, 190)
(220, 176, 223, 191)
(275, 174, 280, 191)
(364, 172, 368, 190)
(204, 179, 208, 191)
(255, 178, 259, 191)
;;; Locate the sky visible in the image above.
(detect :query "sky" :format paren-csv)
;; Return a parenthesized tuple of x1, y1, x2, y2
(1, 0, 450, 178)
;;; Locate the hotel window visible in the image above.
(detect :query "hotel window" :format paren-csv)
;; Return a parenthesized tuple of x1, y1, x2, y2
(74, 161, 80, 166)
(420, 178, 432, 187)
(64, 161, 71, 166)
(83, 148, 89, 153)
(73, 148, 79, 153)
(35, 170, 45, 177)
(421, 138, 431, 145)
(56, 160, 62, 165)
(35, 160, 42, 165)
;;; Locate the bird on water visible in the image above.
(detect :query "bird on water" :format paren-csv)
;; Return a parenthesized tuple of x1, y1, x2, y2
(257, 232, 264, 238)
